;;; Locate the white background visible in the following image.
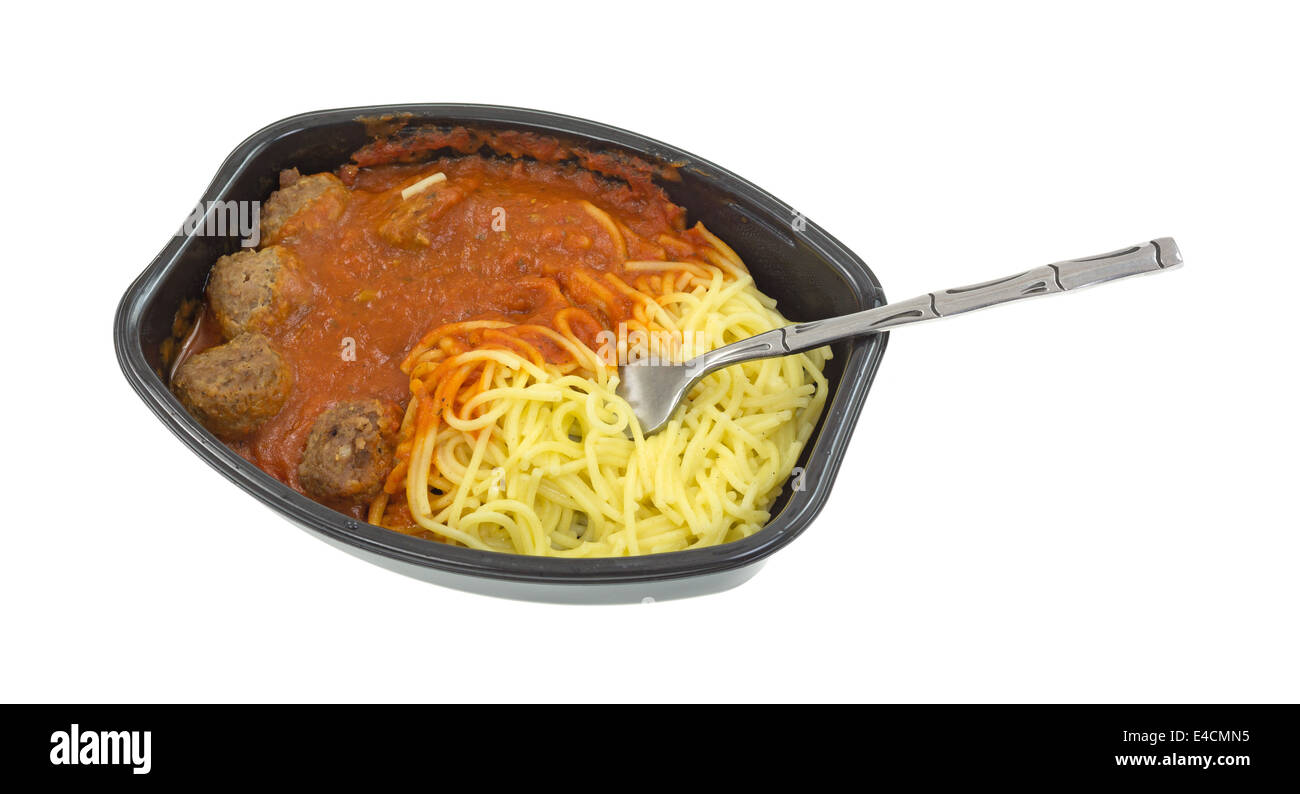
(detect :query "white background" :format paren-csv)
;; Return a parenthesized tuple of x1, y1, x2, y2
(2, 1, 1296, 703)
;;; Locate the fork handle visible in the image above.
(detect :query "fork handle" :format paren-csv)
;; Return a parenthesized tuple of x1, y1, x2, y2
(686, 238, 1182, 373)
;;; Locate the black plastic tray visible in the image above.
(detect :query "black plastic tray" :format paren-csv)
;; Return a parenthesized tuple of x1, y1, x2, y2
(113, 104, 888, 603)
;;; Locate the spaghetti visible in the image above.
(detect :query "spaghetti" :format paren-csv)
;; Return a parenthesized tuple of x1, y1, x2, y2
(370, 210, 829, 556)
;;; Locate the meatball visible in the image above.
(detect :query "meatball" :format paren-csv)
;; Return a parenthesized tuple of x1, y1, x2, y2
(206, 245, 305, 339)
(298, 400, 401, 504)
(260, 168, 348, 245)
(173, 333, 292, 441)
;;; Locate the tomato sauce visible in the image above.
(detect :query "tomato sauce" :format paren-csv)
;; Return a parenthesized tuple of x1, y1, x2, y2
(195, 136, 708, 518)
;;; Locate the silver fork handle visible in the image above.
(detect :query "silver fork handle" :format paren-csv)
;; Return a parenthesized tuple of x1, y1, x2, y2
(686, 238, 1182, 373)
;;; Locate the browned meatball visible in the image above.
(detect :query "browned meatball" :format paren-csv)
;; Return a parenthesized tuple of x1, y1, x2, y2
(260, 168, 348, 245)
(298, 400, 402, 504)
(173, 333, 292, 441)
(206, 245, 306, 340)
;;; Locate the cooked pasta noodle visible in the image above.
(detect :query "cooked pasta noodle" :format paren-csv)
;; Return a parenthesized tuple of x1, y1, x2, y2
(370, 223, 830, 556)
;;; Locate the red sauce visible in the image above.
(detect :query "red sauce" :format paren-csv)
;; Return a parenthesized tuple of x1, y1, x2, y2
(196, 138, 709, 519)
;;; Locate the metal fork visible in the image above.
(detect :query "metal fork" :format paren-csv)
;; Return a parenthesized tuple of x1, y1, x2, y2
(616, 238, 1183, 435)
